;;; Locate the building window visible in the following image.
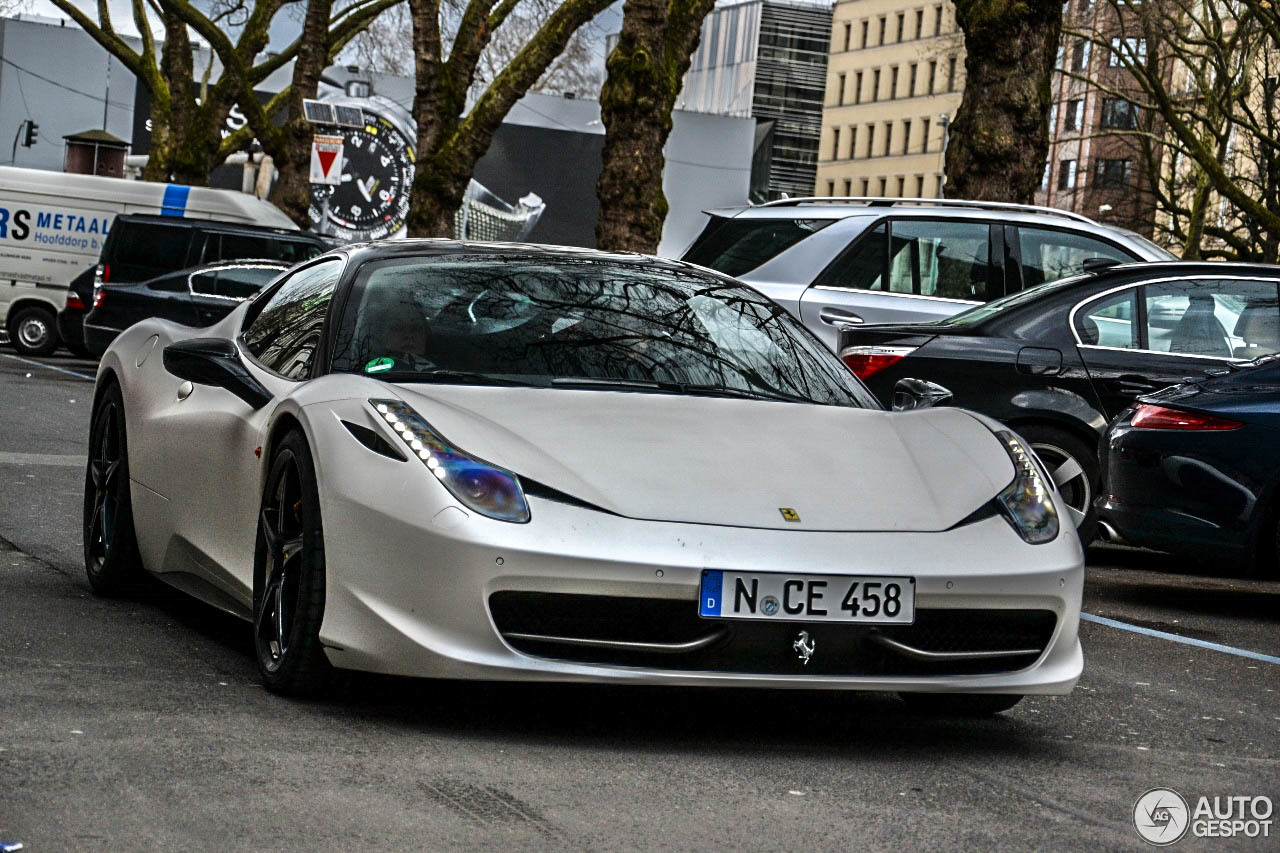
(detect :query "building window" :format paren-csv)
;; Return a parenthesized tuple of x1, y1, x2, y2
(884, 121, 893, 156)
(1071, 39, 1091, 71)
(855, 71, 863, 104)
(1101, 98, 1139, 129)
(1040, 162, 1051, 190)
(908, 63, 918, 97)
(928, 60, 937, 94)
(879, 177, 888, 196)
(896, 13, 905, 42)
(837, 73, 846, 105)
(947, 56, 958, 92)
(827, 180, 836, 196)
(1049, 102, 1059, 133)
(872, 68, 881, 102)
(903, 119, 912, 154)
(1063, 98, 1084, 131)
(1095, 158, 1131, 188)
(843, 22, 852, 52)
(922, 117, 931, 152)
(861, 178, 870, 196)
(915, 9, 924, 39)
(936, 174, 944, 196)
(849, 125, 858, 158)
(866, 124, 875, 156)
(878, 16, 887, 45)
(935, 5, 943, 35)
(890, 66, 899, 99)
(843, 178, 852, 195)
(897, 176, 906, 196)
(861, 20, 869, 49)
(1058, 159, 1078, 190)
(916, 174, 926, 196)
(1110, 38, 1147, 66)
(832, 127, 841, 160)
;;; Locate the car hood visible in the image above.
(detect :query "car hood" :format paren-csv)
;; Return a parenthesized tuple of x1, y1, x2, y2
(388, 385, 1013, 532)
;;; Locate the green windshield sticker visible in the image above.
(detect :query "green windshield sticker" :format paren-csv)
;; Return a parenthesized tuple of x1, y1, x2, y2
(365, 357, 395, 374)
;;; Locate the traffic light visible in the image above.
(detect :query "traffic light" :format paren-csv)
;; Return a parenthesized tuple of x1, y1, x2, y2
(21, 121, 38, 148)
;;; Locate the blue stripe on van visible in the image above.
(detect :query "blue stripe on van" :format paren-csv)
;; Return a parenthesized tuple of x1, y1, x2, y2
(160, 184, 191, 217)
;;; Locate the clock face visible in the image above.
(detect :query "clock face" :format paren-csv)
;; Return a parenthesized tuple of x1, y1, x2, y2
(309, 111, 415, 241)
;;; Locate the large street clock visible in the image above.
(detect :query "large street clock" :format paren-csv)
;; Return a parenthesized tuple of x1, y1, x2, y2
(308, 94, 416, 241)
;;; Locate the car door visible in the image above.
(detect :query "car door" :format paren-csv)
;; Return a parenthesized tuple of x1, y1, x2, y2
(798, 218, 1000, 348)
(160, 258, 344, 602)
(188, 263, 286, 327)
(1072, 276, 1280, 418)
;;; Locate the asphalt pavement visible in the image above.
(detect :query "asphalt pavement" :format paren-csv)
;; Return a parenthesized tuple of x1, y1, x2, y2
(1, 350, 1277, 851)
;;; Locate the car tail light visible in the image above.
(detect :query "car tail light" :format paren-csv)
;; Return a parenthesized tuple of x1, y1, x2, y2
(92, 289, 106, 308)
(66, 291, 85, 310)
(1131, 404, 1242, 431)
(840, 345, 917, 379)
(102, 264, 110, 283)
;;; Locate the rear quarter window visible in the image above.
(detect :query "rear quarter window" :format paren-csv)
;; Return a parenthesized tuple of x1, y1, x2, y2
(682, 217, 831, 277)
(105, 221, 192, 278)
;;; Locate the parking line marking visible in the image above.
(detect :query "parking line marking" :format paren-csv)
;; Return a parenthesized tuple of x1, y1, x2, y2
(1082, 612, 1280, 665)
(0, 353, 96, 381)
(0, 452, 85, 467)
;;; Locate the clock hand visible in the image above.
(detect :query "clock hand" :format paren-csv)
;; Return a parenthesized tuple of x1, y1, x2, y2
(357, 177, 373, 202)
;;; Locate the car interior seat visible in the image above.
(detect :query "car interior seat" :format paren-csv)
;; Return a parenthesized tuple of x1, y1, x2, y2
(1168, 295, 1231, 357)
(1232, 300, 1280, 360)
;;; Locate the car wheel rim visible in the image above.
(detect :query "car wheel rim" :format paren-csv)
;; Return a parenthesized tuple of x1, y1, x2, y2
(86, 401, 122, 572)
(18, 316, 50, 349)
(1029, 442, 1090, 529)
(257, 452, 306, 672)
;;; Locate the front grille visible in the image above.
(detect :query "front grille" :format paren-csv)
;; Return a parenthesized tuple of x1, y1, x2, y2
(489, 592, 1057, 677)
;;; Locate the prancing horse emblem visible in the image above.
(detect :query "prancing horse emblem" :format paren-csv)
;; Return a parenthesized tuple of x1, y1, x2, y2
(793, 630, 816, 665)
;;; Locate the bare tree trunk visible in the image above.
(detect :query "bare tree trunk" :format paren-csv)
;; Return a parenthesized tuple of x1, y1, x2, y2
(270, 0, 336, 226)
(945, 0, 1063, 202)
(594, 0, 714, 252)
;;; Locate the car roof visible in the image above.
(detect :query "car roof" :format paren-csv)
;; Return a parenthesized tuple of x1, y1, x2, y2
(1090, 260, 1280, 281)
(114, 213, 322, 239)
(704, 197, 1105, 229)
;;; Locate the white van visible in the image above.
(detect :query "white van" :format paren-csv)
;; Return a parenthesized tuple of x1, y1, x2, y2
(0, 166, 297, 355)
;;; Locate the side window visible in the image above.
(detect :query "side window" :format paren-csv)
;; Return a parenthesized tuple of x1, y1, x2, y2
(1145, 279, 1280, 359)
(189, 271, 219, 297)
(147, 272, 189, 293)
(109, 222, 192, 278)
(275, 240, 325, 264)
(217, 233, 275, 261)
(242, 260, 343, 379)
(1018, 227, 1135, 286)
(218, 266, 282, 300)
(682, 218, 832, 277)
(887, 220, 991, 301)
(1077, 289, 1138, 348)
(815, 222, 887, 290)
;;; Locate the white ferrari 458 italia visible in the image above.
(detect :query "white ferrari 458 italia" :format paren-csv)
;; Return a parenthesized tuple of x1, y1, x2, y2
(85, 242, 1083, 713)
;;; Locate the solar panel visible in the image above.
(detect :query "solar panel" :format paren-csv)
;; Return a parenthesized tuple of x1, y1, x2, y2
(333, 105, 365, 128)
(302, 100, 336, 125)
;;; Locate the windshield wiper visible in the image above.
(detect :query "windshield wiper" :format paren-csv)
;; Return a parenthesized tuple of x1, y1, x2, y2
(677, 384, 815, 404)
(551, 377, 667, 391)
(552, 377, 814, 404)
(370, 369, 533, 387)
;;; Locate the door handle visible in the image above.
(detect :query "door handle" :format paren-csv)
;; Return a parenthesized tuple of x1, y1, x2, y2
(819, 307, 864, 327)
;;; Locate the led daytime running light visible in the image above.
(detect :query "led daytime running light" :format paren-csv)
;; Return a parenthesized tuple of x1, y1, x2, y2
(371, 399, 530, 523)
(993, 430, 1059, 545)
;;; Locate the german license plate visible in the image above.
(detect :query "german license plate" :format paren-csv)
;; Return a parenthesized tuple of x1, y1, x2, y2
(699, 570, 915, 624)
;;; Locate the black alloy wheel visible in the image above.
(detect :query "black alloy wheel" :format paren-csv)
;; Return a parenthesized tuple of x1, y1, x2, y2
(253, 430, 330, 695)
(83, 382, 141, 594)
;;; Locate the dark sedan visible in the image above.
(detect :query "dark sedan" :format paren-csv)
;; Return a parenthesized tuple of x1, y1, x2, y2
(837, 262, 1280, 540)
(1098, 359, 1280, 574)
(82, 261, 289, 356)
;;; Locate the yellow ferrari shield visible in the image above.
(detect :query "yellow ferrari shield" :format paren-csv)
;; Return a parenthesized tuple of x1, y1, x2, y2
(779, 508, 801, 522)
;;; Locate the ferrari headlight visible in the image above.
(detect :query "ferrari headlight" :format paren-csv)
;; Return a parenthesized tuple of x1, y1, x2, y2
(993, 430, 1059, 544)
(371, 399, 530, 523)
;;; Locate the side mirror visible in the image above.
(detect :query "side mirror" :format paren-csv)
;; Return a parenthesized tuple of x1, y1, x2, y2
(892, 377, 953, 411)
(162, 337, 272, 409)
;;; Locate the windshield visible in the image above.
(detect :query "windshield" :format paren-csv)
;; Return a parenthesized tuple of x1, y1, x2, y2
(937, 275, 1092, 327)
(330, 256, 875, 407)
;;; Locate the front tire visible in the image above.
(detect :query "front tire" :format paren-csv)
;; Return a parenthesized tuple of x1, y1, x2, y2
(83, 382, 142, 594)
(1018, 425, 1099, 544)
(252, 430, 331, 696)
(898, 693, 1024, 715)
(9, 305, 59, 356)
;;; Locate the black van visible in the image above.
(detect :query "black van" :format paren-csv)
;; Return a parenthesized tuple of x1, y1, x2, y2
(57, 215, 330, 356)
